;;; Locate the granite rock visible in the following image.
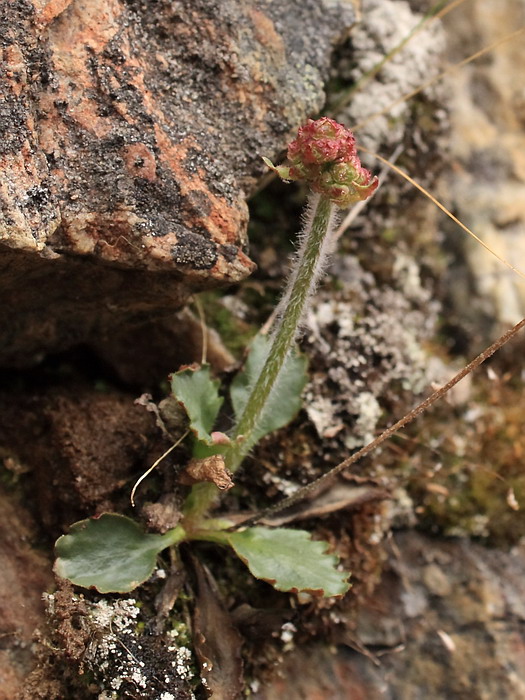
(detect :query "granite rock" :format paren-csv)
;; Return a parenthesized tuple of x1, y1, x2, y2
(0, 0, 355, 364)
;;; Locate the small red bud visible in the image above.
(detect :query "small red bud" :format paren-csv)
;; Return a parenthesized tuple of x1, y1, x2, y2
(264, 117, 378, 207)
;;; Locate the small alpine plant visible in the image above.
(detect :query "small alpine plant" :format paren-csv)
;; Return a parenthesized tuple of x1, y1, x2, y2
(54, 118, 378, 599)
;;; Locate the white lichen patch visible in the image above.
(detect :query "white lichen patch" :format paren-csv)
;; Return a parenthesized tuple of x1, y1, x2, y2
(87, 598, 140, 633)
(343, 392, 382, 449)
(304, 255, 438, 453)
(392, 252, 428, 304)
(262, 471, 301, 497)
(65, 596, 196, 700)
(168, 645, 194, 681)
(250, 679, 261, 693)
(280, 621, 297, 645)
(336, 0, 447, 156)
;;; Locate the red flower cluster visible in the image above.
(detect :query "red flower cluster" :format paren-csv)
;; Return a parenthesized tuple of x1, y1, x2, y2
(287, 118, 356, 173)
(264, 117, 378, 208)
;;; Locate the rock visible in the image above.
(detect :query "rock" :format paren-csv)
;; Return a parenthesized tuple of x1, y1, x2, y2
(303, 254, 437, 451)
(443, 0, 525, 339)
(0, 0, 355, 364)
(257, 532, 525, 699)
(335, 0, 446, 158)
(0, 385, 160, 530)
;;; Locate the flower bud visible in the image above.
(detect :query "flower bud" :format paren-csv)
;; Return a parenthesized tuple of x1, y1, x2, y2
(264, 118, 378, 207)
(287, 117, 356, 167)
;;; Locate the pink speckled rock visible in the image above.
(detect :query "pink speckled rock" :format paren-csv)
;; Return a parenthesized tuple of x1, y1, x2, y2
(0, 0, 355, 364)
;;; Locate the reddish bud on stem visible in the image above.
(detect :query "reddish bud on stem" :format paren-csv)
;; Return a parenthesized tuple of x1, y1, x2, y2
(264, 117, 378, 207)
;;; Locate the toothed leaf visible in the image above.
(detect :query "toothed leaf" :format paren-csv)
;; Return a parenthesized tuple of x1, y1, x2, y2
(228, 526, 350, 598)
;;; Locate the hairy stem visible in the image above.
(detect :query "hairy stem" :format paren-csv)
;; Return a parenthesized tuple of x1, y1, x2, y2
(182, 481, 220, 521)
(227, 193, 336, 473)
(183, 194, 337, 519)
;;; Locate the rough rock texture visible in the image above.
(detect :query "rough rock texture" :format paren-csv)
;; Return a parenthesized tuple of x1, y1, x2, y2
(335, 0, 446, 159)
(443, 0, 525, 339)
(0, 385, 160, 530)
(257, 531, 525, 700)
(0, 0, 355, 364)
(303, 254, 437, 450)
(247, 3, 525, 696)
(2, 1, 525, 698)
(0, 2, 360, 692)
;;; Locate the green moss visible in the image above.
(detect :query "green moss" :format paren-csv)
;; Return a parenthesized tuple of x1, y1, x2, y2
(404, 376, 525, 546)
(199, 291, 256, 358)
(381, 227, 400, 243)
(167, 617, 192, 648)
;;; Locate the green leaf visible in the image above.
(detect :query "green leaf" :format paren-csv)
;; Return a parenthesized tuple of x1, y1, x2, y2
(230, 334, 308, 451)
(171, 364, 223, 444)
(54, 514, 172, 593)
(228, 526, 350, 598)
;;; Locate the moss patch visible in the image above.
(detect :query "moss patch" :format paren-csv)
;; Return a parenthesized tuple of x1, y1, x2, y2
(404, 373, 525, 546)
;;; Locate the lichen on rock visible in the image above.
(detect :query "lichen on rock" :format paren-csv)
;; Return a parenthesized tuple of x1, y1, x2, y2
(333, 0, 447, 156)
(303, 254, 438, 451)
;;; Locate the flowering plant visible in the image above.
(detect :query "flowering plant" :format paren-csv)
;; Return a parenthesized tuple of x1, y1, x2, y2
(54, 119, 378, 600)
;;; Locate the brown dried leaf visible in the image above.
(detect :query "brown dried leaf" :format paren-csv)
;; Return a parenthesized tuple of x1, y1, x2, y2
(179, 456, 234, 490)
(260, 483, 389, 526)
(191, 558, 244, 699)
(226, 478, 388, 529)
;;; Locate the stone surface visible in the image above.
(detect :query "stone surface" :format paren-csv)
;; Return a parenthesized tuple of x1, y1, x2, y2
(303, 254, 437, 451)
(336, 0, 446, 158)
(0, 384, 161, 530)
(442, 0, 525, 338)
(0, 0, 355, 364)
(3, 1, 524, 698)
(256, 532, 525, 700)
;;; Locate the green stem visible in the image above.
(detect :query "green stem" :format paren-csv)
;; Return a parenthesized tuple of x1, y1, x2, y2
(182, 482, 220, 521)
(157, 516, 232, 550)
(158, 523, 187, 548)
(188, 519, 233, 545)
(189, 530, 230, 545)
(227, 194, 335, 472)
(184, 194, 336, 520)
